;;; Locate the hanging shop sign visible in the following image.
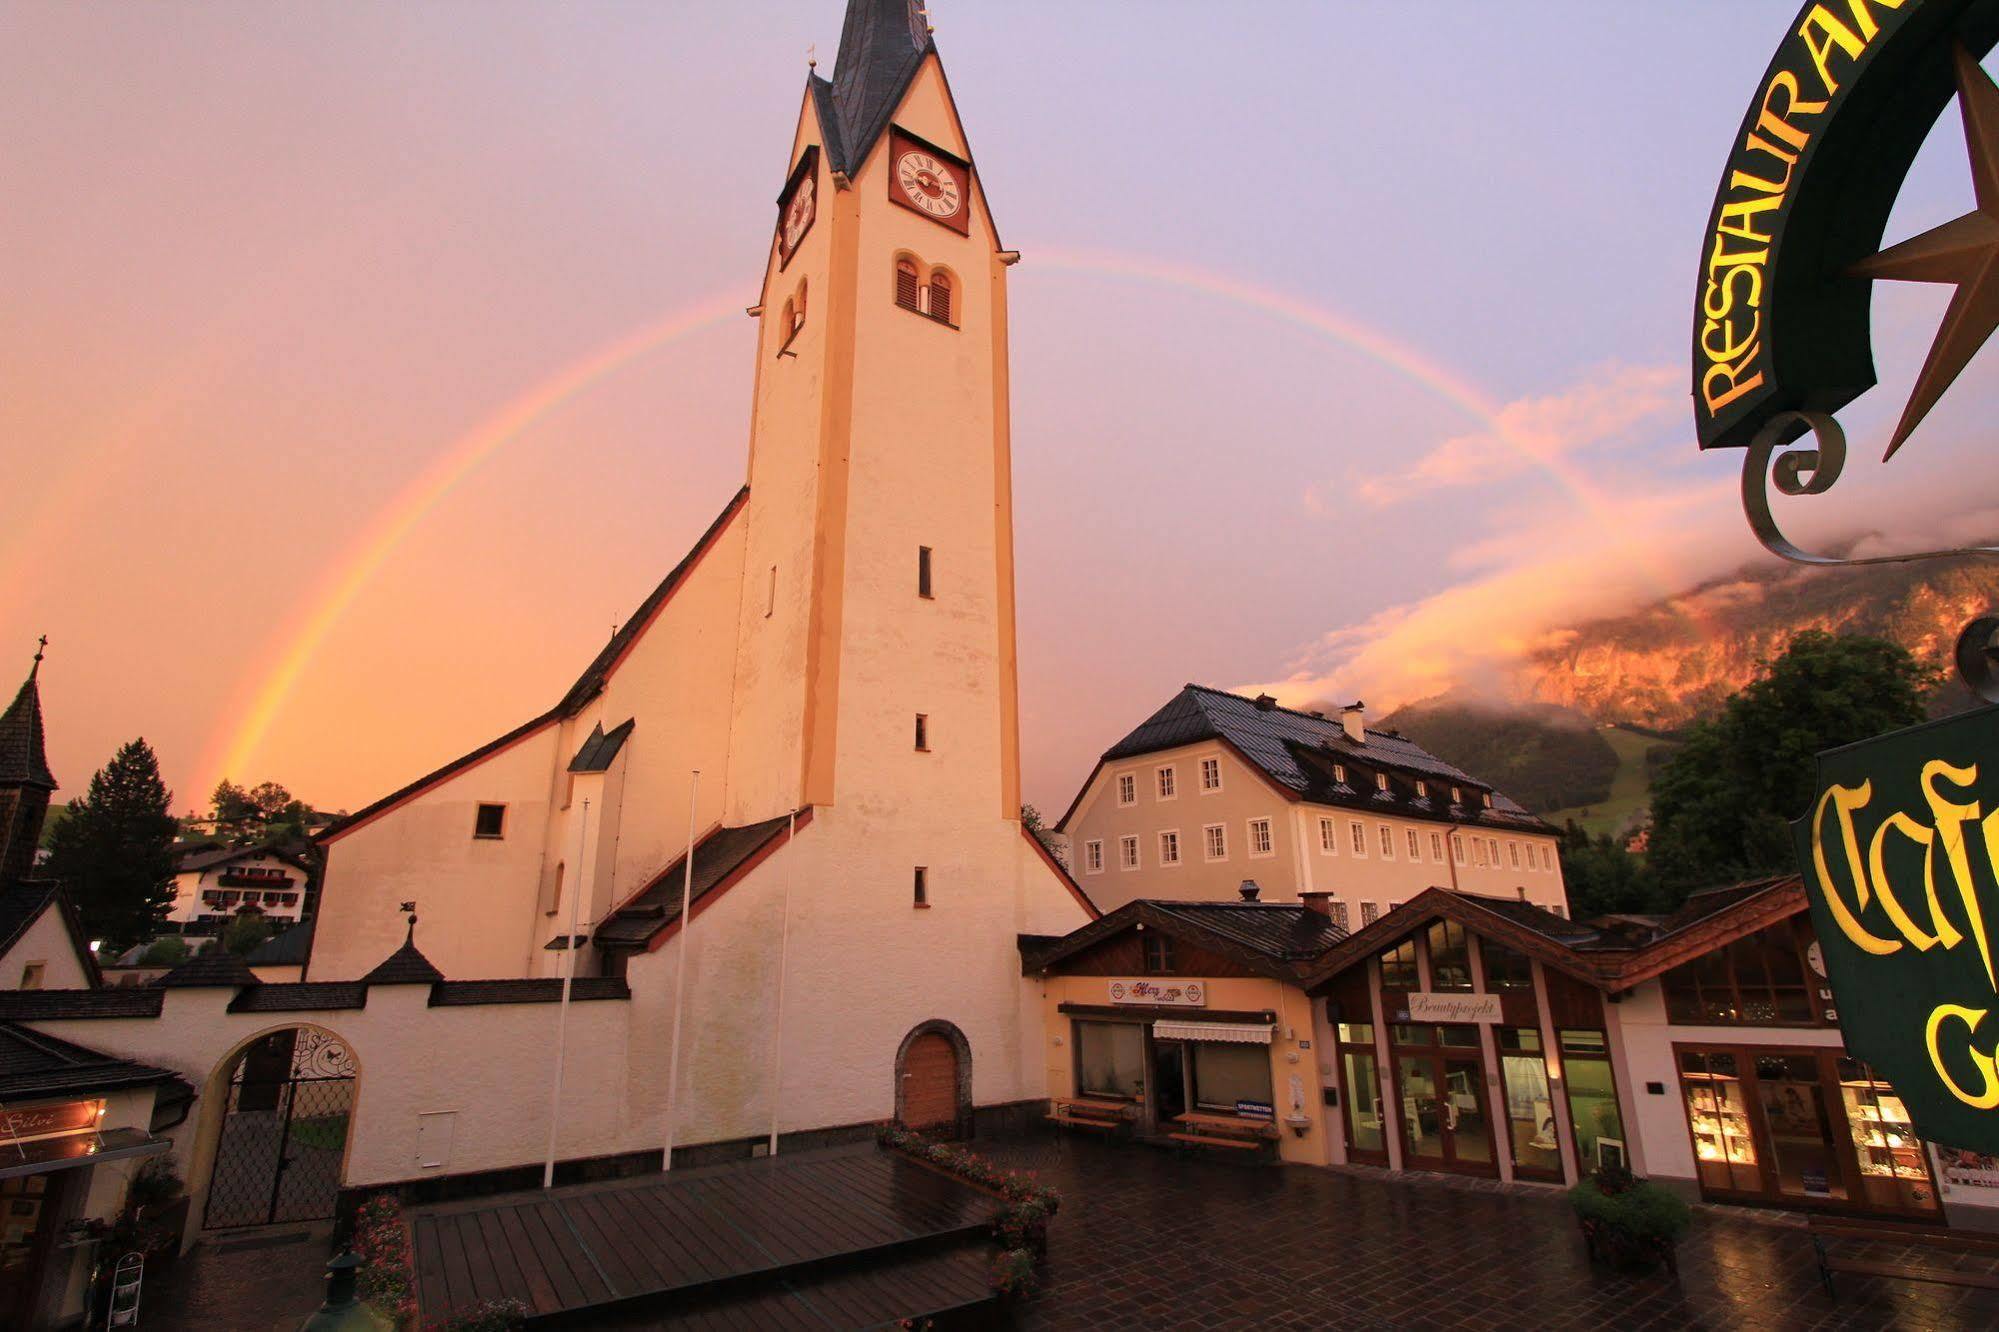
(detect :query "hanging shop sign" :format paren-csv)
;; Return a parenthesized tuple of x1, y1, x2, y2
(1107, 978, 1205, 1008)
(1793, 707, 1999, 1152)
(1404, 992, 1502, 1024)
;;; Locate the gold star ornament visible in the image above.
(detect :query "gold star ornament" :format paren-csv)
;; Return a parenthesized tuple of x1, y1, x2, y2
(1851, 45, 1999, 460)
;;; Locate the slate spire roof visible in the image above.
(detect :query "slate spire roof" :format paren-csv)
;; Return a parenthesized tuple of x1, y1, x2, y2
(811, 0, 935, 176)
(0, 643, 56, 791)
(361, 917, 445, 985)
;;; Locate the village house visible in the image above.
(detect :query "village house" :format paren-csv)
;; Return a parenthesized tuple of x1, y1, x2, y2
(165, 845, 313, 937)
(1059, 684, 1568, 921)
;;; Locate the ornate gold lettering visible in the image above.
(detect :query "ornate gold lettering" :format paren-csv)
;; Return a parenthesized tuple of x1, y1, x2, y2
(1755, 71, 1827, 150)
(1922, 760, 1980, 958)
(1868, 811, 1942, 949)
(1927, 1003, 1999, 1109)
(1798, 7, 1867, 96)
(1813, 781, 1901, 954)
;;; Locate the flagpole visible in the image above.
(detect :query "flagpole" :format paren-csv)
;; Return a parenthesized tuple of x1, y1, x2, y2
(663, 771, 699, 1171)
(543, 796, 589, 1189)
(766, 807, 797, 1156)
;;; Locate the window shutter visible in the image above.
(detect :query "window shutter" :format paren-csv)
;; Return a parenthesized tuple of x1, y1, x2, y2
(928, 273, 952, 323)
(896, 260, 920, 311)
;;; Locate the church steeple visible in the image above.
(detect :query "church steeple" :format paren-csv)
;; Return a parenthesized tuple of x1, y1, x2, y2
(812, 0, 935, 177)
(0, 640, 58, 888)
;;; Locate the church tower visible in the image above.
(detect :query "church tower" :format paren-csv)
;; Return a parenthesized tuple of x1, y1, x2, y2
(724, 0, 1023, 828)
(0, 642, 57, 888)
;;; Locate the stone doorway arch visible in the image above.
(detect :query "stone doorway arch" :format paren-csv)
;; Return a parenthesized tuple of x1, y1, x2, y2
(201, 1025, 357, 1229)
(894, 1020, 971, 1139)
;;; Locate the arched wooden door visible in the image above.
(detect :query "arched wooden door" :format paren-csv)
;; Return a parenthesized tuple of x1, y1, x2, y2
(896, 1021, 971, 1138)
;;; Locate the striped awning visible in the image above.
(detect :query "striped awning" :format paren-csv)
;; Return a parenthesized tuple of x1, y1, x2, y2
(1153, 1020, 1273, 1045)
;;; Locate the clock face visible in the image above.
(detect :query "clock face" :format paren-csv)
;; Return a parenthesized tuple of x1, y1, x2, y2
(782, 172, 815, 252)
(896, 150, 963, 220)
(775, 146, 819, 269)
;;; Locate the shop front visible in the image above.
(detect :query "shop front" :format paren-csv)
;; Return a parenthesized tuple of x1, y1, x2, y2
(1023, 897, 1342, 1164)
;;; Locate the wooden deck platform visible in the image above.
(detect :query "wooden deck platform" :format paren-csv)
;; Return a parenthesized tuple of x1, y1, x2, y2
(408, 1146, 999, 1328)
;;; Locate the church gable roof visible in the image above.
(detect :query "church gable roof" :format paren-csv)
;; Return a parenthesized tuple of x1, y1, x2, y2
(0, 654, 56, 791)
(813, 0, 934, 177)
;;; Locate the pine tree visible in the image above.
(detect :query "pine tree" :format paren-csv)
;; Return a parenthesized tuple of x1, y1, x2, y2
(45, 738, 179, 949)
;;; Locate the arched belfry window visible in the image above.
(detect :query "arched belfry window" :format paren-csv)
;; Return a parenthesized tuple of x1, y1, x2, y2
(895, 258, 921, 312)
(927, 269, 953, 325)
(794, 279, 808, 333)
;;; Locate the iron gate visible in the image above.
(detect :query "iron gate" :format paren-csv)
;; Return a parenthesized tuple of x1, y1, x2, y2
(204, 1028, 356, 1229)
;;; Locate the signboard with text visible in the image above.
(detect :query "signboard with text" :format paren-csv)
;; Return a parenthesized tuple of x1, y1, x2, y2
(1108, 979, 1205, 1008)
(1404, 992, 1503, 1024)
(1793, 707, 1999, 1152)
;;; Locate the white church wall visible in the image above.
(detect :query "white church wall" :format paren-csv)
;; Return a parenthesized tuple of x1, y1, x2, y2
(0, 904, 91, 989)
(311, 722, 564, 981)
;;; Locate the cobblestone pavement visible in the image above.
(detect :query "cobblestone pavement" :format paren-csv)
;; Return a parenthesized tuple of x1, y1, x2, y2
(143, 1224, 332, 1331)
(983, 1133, 1999, 1331)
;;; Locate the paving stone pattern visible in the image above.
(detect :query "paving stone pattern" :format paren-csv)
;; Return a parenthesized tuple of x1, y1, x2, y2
(984, 1133, 1999, 1331)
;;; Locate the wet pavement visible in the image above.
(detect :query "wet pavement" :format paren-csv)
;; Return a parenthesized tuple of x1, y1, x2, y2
(984, 1133, 1999, 1331)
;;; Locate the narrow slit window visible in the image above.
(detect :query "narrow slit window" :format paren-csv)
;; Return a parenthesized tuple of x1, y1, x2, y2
(914, 713, 929, 751)
(918, 546, 933, 598)
(766, 564, 777, 617)
(896, 258, 921, 311)
(928, 271, 953, 324)
(913, 866, 928, 907)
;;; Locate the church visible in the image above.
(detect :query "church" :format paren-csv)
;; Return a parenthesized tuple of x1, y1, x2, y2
(300, 0, 1094, 1143)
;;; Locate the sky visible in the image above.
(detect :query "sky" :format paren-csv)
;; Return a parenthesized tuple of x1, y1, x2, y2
(6, 1, 1999, 819)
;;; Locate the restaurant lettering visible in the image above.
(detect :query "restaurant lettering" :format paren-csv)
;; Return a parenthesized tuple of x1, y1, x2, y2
(1108, 979, 1205, 1008)
(1794, 708, 1999, 1150)
(1691, 0, 1995, 449)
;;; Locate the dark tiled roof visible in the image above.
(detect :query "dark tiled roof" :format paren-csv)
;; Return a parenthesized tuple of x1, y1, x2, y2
(568, 719, 634, 774)
(429, 977, 630, 1006)
(1143, 901, 1349, 963)
(176, 844, 314, 875)
(320, 489, 748, 845)
(154, 949, 261, 989)
(812, 0, 933, 177)
(1659, 875, 1796, 934)
(246, 920, 314, 967)
(1462, 896, 1620, 951)
(1075, 684, 1550, 832)
(0, 988, 165, 1020)
(229, 981, 367, 1013)
(0, 658, 56, 791)
(595, 814, 797, 949)
(0, 1021, 177, 1098)
(361, 937, 445, 985)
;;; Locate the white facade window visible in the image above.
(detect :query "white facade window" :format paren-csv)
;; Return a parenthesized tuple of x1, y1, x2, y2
(1200, 757, 1222, 792)
(1488, 837, 1501, 863)
(1429, 832, 1444, 862)
(1159, 830, 1181, 865)
(1407, 828, 1421, 860)
(1249, 818, 1274, 857)
(1084, 840, 1104, 874)
(1157, 766, 1177, 800)
(1454, 836, 1467, 865)
(1117, 773, 1136, 806)
(1378, 825, 1395, 859)
(1360, 901, 1379, 925)
(1119, 835, 1140, 870)
(1544, 844, 1556, 871)
(1204, 824, 1227, 861)
(1329, 901, 1350, 931)
(1349, 820, 1367, 857)
(1475, 840, 1488, 867)
(1509, 842, 1521, 869)
(1319, 818, 1338, 854)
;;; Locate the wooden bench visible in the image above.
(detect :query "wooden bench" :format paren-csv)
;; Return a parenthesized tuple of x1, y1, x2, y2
(1047, 1097, 1132, 1133)
(1810, 1215, 1999, 1299)
(1169, 1112, 1277, 1154)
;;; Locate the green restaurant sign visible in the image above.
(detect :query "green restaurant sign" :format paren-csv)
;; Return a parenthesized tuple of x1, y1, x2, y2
(1795, 708, 1999, 1151)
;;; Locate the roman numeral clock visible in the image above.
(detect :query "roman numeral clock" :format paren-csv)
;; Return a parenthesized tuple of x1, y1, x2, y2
(888, 128, 972, 235)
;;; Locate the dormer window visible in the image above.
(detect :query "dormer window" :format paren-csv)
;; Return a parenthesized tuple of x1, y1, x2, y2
(1415, 780, 1427, 799)
(1332, 764, 1346, 784)
(1481, 792, 1494, 809)
(1451, 786, 1462, 804)
(1375, 772, 1389, 793)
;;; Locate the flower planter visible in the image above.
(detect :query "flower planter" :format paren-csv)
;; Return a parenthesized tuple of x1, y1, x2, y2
(1568, 1168, 1689, 1277)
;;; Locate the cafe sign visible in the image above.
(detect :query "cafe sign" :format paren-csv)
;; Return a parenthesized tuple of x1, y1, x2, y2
(1793, 707, 1999, 1151)
(1108, 979, 1205, 1008)
(1404, 992, 1502, 1025)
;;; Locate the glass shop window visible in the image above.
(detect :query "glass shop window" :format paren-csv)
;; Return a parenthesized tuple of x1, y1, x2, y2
(1192, 1043, 1272, 1112)
(1678, 1049, 1761, 1193)
(1343, 1049, 1386, 1156)
(1481, 938, 1535, 991)
(1497, 1027, 1561, 1179)
(1379, 938, 1417, 990)
(1838, 1056, 1937, 1212)
(1074, 1021, 1145, 1100)
(1560, 1029, 1627, 1173)
(1426, 920, 1472, 991)
(1662, 923, 1814, 1026)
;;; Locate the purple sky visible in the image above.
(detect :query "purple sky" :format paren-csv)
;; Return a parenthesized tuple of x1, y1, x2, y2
(6, 1, 1998, 817)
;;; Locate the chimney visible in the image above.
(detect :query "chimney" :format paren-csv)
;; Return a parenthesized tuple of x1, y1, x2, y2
(1252, 693, 1278, 711)
(1340, 700, 1366, 744)
(1238, 879, 1261, 902)
(1298, 890, 1333, 917)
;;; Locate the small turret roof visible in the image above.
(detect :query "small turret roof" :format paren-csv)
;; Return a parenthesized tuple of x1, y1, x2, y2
(361, 928, 444, 985)
(0, 646, 56, 791)
(154, 949, 261, 989)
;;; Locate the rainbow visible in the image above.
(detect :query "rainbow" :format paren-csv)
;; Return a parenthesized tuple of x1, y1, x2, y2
(198, 292, 746, 793)
(203, 250, 1691, 793)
